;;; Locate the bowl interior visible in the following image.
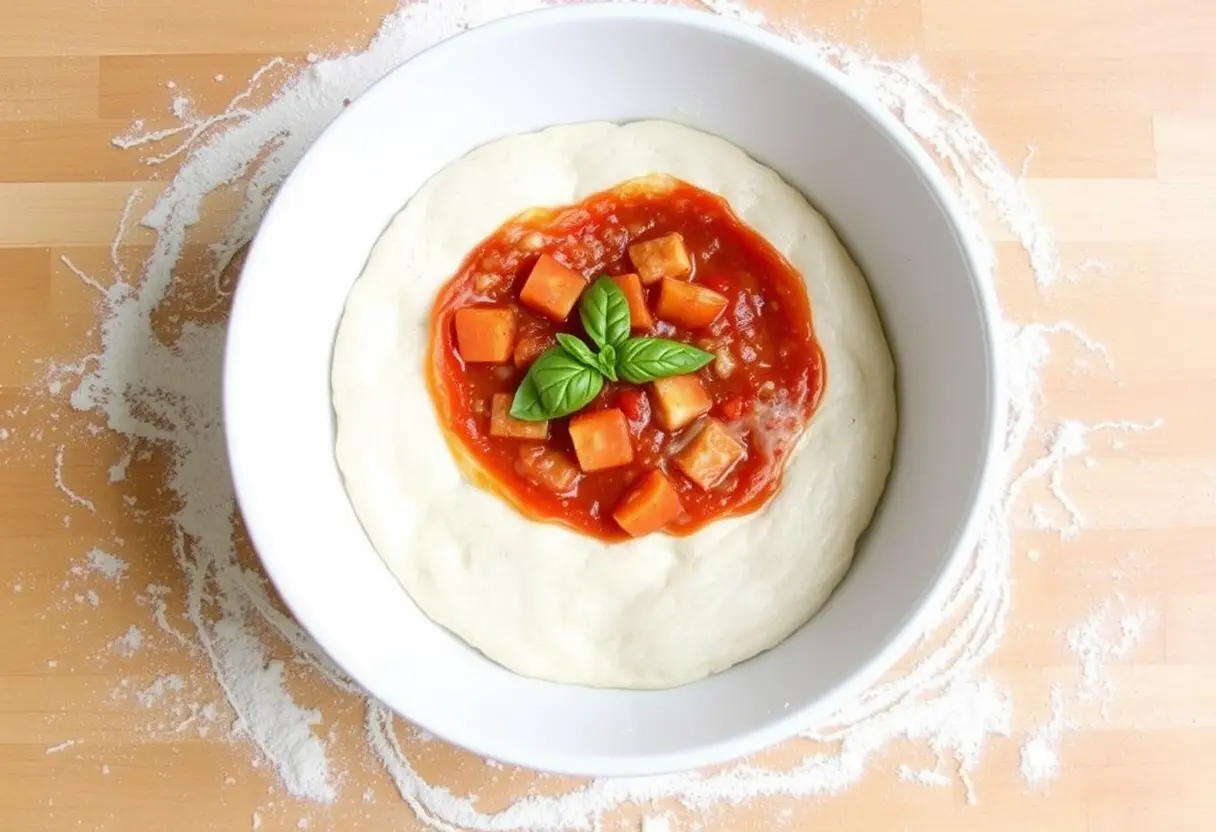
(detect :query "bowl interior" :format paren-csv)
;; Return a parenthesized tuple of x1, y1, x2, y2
(225, 6, 1000, 776)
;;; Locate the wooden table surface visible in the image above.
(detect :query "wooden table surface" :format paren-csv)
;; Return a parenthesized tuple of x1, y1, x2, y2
(2, 0, 1215, 829)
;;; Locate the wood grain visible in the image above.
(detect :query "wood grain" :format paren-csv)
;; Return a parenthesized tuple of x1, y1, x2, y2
(1, 0, 1214, 830)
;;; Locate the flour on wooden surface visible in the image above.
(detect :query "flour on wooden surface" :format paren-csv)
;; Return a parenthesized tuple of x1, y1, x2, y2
(29, 0, 1162, 827)
(112, 625, 144, 657)
(1019, 596, 1153, 786)
(85, 548, 128, 581)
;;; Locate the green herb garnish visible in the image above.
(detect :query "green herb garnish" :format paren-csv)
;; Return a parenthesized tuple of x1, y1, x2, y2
(510, 276, 714, 421)
(615, 336, 714, 384)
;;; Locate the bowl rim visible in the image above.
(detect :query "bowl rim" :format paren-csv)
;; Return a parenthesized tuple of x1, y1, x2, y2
(224, 2, 1007, 776)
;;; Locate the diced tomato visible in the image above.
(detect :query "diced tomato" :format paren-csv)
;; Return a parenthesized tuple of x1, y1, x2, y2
(628, 233, 692, 284)
(674, 419, 747, 491)
(453, 307, 516, 363)
(719, 396, 744, 420)
(610, 272, 654, 330)
(515, 444, 581, 495)
(613, 470, 683, 537)
(490, 393, 548, 440)
(655, 278, 728, 329)
(616, 388, 651, 431)
(519, 254, 586, 321)
(651, 374, 712, 432)
(513, 333, 554, 369)
(568, 408, 634, 472)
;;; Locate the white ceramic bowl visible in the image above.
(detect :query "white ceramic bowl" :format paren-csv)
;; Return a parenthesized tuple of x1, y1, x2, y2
(225, 5, 1004, 776)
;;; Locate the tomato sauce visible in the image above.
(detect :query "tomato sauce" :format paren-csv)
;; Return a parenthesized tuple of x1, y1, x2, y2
(427, 177, 825, 541)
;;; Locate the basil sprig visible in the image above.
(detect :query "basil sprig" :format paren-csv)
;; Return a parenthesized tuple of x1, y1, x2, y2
(510, 276, 715, 421)
(616, 336, 715, 384)
(580, 276, 631, 350)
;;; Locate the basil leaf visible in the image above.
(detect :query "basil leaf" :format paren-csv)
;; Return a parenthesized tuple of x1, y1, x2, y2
(616, 337, 715, 384)
(555, 332, 601, 371)
(597, 343, 618, 382)
(509, 374, 549, 421)
(579, 276, 631, 349)
(529, 347, 605, 419)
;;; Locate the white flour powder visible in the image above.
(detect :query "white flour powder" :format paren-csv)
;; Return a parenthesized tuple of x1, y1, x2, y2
(35, 0, 1158, 828)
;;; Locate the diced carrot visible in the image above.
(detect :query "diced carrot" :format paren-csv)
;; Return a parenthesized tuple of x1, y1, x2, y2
(568, 408, 634, 472)
(651, 374, 712, 432)
(655, 278, 728, 329)
(490, 393, 548, 440)
(628, 233, 692, 284)
(515, 444, 581, 495)
(519, 254, 586, 321)
(453, 307, 517, 363)
(613, 470, 683, 537)
(513, 333, 554, 369)
(610, 273, 654, 330)
(674, 419, 746, 491)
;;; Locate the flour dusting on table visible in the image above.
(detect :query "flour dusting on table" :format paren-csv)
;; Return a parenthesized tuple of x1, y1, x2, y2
(31, 0, 1159, 828)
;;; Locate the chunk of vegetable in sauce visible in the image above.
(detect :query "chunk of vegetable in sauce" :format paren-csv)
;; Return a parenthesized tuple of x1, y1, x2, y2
(675, 419, 746, 491)
(453, 307, 517, 363)
(613, 470, 683, 537)
(616, 388, 651, 433)
(519, 254, 586, 321)
(651, 374, 712, 432)
(655, 278, 728, 329)
(610, 273, 654, 330)
(515, 444, 581, 495)
(490, 393, 548, 440)
(513, 333, 554, 369)
(568, 408, 634, 472)
(629, 233, 692, 284)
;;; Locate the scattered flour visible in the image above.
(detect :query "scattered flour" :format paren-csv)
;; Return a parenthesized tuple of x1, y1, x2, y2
(1019, 596, 1153, 786)
(897, 765, 952, 788)
(1019, 685, 1068, 786)
(641, 815, 672, 832)
(136, 674, 186, 708)
(45, 739, 78, 755)
(112, 625, 144, 657)
(86, 548, 128, 581)
(52, 445, 95, 511)
(31, 0, 1160, 827)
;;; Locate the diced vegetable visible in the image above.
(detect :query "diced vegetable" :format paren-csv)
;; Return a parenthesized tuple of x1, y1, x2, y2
(674, 419, 746, 491)
(568, 408, 634, 472)
(610, 273, 654, 330)
(628, 233, 692, 284)
(454, 307, 517, 363)
(613, 470, 683, 537)
(515, 444, 581, 495)
(616, 388, 651, 431)
(651, 374, 712, 432)
(519, 254, 586, 321)
(490, 393, 548, 440)
(655, 278, 728, 329)
(719, 396, 744, 420)
(513, 333, 554, 369)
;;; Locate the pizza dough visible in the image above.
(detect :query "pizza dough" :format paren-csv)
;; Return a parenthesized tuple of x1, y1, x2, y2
(331, 121, 896, 689)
